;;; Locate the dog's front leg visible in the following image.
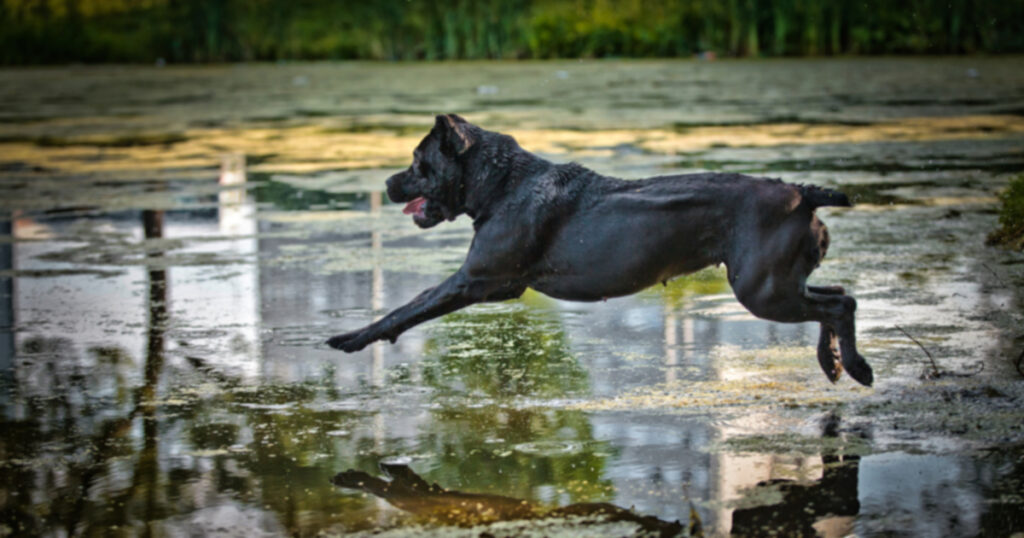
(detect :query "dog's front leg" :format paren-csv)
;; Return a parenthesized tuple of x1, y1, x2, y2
(326, 270, 522, 352)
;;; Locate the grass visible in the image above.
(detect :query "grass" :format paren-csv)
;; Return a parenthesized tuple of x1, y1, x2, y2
(986, 174, 1024, 250)
(2, 0, 1024, 63)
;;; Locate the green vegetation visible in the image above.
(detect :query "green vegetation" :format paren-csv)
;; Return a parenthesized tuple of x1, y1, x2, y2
(2, 0, 1023, 64)
(987, 174, 1024, 251)
(422, 303, 589, 399)
(645, 266, 728, 308)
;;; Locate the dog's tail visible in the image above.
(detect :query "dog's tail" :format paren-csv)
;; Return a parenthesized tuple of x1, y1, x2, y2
(798, 184, 852, 209)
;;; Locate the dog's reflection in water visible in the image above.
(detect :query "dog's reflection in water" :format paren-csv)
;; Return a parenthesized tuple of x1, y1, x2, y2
(332, 463, 694, 537)
(731, 413, 862, 537)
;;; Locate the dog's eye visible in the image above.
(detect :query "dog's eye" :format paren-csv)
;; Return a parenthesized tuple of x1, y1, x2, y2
(417, 160, 431, 177)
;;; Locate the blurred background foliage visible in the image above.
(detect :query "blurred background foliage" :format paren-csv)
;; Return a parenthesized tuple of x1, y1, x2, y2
(2, 0, 1023, 64)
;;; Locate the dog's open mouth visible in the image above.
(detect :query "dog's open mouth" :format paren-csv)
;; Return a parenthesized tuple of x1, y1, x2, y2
(402, 197, 427, 218)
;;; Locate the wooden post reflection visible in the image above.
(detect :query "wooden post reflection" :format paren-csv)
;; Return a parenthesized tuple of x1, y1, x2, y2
(142, 209, 167, 403)
(140, 208, 167, 531)
(368, 190, 388, 520)
(0, 214, 13, 385)
(664, 304, 678, 383)
(217, 152, 262, 379)
(370, 191, 384, 387)
(682, 317, 694, 367)
(218, 152, 248, 233)
(664, 301, 695, 383)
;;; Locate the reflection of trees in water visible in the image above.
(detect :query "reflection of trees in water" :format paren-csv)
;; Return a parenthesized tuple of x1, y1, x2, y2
(0, 212, 171, 535)
(418, 406, 615, 504)
(1, 224, 1020, 536)
(422, 303, 588, 399)
(416, 303, 613, 504)
(649, 268, 729, 311)
(0, 299, 609, 534)
(0, 354, 375, 534)
(5, 204, 604, 533)
(222, 382, 371, 533)
(0, 330, 153, 534)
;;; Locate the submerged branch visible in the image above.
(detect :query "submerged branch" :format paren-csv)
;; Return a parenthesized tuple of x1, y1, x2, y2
(895, 325, 941, 378)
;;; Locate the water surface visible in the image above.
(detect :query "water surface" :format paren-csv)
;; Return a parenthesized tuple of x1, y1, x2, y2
(1, 58, 1023, 536)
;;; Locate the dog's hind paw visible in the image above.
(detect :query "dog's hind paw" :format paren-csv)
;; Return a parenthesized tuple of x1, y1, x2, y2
(816, 332, 843, 383)
(817, 350, 843, 384)
(843, 354, 874, 387)
(816, 324, 843, 383)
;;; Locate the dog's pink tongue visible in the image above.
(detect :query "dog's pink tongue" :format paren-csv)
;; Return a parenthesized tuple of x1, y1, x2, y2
(402, 197, 426, 216)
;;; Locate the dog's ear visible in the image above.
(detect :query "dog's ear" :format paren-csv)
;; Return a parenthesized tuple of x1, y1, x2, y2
(434, 114, 475, 156)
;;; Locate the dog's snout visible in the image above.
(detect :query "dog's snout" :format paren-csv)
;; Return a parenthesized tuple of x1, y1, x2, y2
(385, 170, 410, 203)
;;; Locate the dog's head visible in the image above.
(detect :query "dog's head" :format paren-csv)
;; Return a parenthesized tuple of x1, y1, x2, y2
(386, 114, 480, 228)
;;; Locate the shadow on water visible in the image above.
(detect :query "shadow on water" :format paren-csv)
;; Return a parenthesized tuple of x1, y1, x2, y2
(729, 413, 862, 537)
(330, 413, 871, 537)
(333, 463, 693, 537)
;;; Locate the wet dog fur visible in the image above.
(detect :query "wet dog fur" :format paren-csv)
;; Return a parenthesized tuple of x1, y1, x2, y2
(327, 114, 872, 386)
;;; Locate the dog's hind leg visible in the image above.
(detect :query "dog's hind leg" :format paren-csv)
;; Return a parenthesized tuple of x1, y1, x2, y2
(804, 291, 872, 386)
(807, 285, 860, 383)
(816, 323, 842, 383)
(731, 267, 872, 385)
(808, 286, 844, 382)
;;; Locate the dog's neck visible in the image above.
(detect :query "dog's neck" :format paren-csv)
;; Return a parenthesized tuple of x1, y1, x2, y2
(463, 142, 551, 222)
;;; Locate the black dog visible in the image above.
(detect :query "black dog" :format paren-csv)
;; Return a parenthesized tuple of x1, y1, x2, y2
(328, 114, 873, 386)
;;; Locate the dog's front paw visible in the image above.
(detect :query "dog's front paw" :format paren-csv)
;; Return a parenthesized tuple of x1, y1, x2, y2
(326, 330, 374, 352)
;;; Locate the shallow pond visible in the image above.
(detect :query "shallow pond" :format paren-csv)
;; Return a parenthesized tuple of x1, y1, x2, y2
(1, 58, 1023, 536)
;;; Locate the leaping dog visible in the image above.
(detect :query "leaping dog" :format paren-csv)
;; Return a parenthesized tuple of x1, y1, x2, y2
(327, 114, 872, 386)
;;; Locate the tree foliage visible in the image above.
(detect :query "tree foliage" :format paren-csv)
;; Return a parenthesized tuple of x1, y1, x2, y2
(2, 0, 1023, 63)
